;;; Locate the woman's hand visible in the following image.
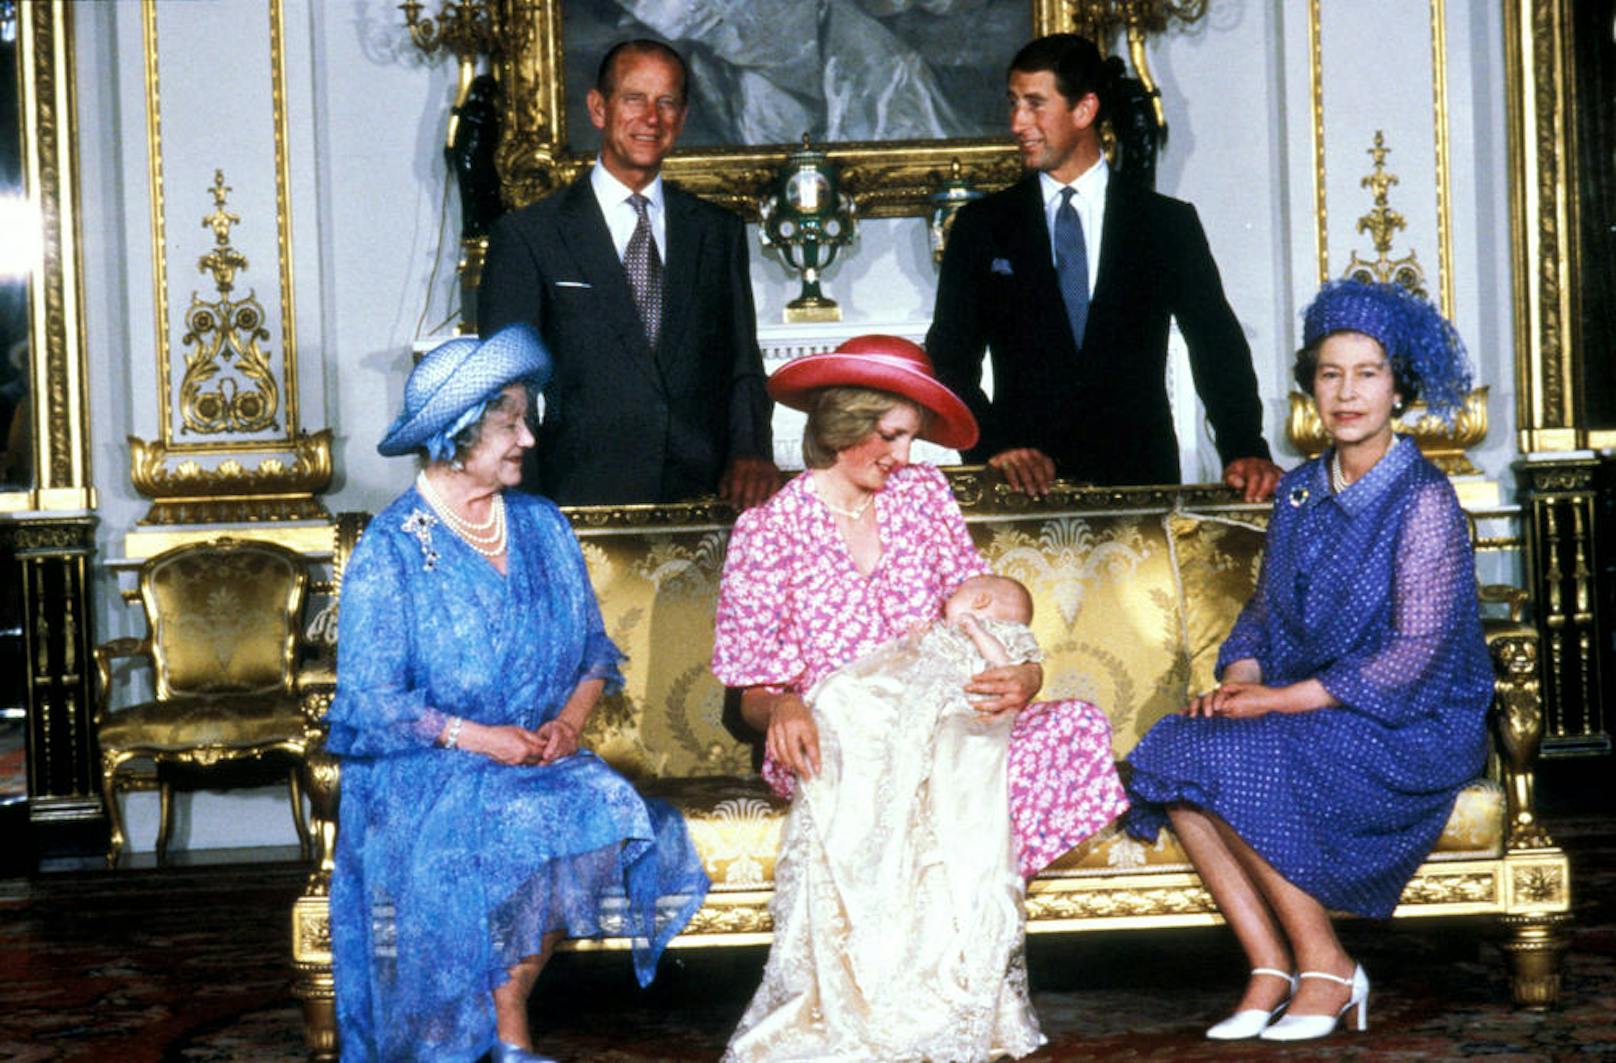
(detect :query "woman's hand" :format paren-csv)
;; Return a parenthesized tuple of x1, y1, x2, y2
(966, 661, 1042, 717)
(457, 721, 546, 766)
(767, 695, 821, 779)
(1185, 678, 1336, 720)
(532, 718, 580, 765)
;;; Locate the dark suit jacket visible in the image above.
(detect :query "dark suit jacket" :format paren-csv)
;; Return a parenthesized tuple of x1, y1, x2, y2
(479, 175, 772, 505)
(926, 174, 1270, 486)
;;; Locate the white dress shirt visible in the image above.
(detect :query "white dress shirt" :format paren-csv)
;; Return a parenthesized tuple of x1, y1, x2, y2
(1038, 158, 1108, 297)
(590, 162, 667, 261)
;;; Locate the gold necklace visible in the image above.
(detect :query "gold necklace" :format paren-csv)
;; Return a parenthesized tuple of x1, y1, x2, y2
(417, 473, 508, 556)
(811, 474, 873, 520)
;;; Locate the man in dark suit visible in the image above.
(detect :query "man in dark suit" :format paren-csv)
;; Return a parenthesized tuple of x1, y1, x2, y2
(479, 40, 779, 507)
(927, 34, 1282, 501)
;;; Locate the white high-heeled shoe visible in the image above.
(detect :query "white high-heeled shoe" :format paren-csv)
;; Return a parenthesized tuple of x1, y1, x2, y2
(1259, 963, 1369, 1041)
(1204, 967, 1298, 1040)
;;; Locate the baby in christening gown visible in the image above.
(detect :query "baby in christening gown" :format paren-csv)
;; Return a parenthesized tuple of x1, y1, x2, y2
(724, 575, 1046, 1063)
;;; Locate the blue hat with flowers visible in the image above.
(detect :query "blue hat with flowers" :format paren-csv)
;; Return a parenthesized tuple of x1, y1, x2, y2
(378, 324, 552, 458)
(1301, 279, 1472, 423)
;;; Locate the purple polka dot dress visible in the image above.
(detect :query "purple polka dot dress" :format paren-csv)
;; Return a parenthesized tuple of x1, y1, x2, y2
(1126, 437, 1493, 916)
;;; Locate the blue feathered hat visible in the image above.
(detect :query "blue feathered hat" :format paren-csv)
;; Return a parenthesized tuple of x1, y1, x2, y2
(378, 324, 551, 459)
(1301, 280, 1473, 423)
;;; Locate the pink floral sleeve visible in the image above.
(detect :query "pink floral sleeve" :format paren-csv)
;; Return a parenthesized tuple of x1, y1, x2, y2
(712, 504, 805, 691)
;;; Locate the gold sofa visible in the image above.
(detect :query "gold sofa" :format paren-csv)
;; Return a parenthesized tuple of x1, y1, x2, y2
(290, 474, 1569, 1058)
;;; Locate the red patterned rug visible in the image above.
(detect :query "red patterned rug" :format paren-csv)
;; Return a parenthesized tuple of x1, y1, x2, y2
(0, 813, 1610, 1061)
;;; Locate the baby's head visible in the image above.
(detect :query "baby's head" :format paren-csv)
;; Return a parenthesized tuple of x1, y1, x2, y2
(944, 574, 1033, 626)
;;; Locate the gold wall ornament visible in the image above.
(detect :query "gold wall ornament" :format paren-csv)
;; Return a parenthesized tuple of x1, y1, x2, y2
(126, 429, 333, 525)
(1285, 387, 1489, 477)
(1342, 131, 1429, 298)
(489, 1, 1199, 220)
(178, 171, 280, 435)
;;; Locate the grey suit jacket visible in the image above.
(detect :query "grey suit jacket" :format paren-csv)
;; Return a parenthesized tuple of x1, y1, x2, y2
(479, 176, 772, 505)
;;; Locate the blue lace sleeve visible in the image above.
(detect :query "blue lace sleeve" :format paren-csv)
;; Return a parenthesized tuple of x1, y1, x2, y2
(1316, 482, 1477, 726)
(325, 526, 447, 756)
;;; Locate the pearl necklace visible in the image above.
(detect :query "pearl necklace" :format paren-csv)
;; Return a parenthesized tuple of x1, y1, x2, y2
(811, 474, 874, 521)
(1330, 450, 1350, 494)
(417, 472, 508, 557)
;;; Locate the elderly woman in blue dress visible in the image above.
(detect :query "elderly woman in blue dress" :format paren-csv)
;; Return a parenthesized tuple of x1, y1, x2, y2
(1125, 280, 1492, 1042)
(326, 325, 709, 1062)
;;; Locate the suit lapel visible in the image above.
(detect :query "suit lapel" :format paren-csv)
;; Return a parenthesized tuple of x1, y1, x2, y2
(556, 178, 661, 383)
(656, 187, 700, 373)
(1090, 180, 1132, 314)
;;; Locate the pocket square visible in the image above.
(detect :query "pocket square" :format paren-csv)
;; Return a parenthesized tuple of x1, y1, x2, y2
(554, 280, 592, 289)
(990, 258, 1014, 276)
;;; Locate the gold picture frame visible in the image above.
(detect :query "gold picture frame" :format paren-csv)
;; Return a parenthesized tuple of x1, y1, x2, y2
(492, 0, 1090, 219)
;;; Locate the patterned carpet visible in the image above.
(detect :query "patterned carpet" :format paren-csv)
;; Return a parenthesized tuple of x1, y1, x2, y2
(0, 809, 1611, 1061)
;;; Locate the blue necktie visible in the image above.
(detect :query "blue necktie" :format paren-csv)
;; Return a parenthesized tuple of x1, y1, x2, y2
(1055, 187, 1090, 348)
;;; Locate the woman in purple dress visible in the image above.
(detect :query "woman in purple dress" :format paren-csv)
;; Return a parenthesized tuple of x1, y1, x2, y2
(1125, 281, 1492, 1042)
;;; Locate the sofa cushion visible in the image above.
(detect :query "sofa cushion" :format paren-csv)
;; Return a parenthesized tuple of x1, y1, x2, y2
(1164, 511, 1269, 699)
(971, 513, 1185, 756)
(576, 528, 754, 780)
(639, 773, 1504, 887)
(1039, 777, 1506, 876)
(99, 694, 307, 753)
(638, 775, 789, 890)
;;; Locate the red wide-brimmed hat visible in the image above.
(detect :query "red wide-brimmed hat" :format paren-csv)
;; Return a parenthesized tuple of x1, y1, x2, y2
(766, 335, 979, 450)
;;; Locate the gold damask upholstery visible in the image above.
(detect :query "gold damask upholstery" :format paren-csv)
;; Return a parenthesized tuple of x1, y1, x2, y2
(95, 538, 314, 867)
(1164, 511, 1270, 698)
(575, 528, 754, 780)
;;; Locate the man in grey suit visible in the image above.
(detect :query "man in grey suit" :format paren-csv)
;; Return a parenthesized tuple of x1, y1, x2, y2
(479, 40, 779, 507)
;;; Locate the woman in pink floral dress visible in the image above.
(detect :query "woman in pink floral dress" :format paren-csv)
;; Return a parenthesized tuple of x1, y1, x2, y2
(713, 336, 1128, 1061)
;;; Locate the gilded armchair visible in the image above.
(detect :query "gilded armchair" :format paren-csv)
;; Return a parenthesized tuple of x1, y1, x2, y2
(95, 537, 315, 867)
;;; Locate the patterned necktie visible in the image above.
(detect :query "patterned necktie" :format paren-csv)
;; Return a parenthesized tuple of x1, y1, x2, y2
(624, 193, 664, 351)
(1055, 186, 1090, 348)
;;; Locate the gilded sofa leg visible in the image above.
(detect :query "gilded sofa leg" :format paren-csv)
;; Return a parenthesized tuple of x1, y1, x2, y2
(292, 961, 338, 1061)
(1500, 913, 1570, 1009)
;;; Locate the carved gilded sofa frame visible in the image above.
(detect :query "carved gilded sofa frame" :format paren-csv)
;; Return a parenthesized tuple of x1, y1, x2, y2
(289, 477, 1569, 1059)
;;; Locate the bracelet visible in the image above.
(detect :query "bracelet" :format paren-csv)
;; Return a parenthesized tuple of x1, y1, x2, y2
(443, 715, 463, 750)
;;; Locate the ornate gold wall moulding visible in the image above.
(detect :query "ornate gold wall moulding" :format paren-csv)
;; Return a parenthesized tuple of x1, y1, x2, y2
(1342, 131, 1429, 298)
(179, 170, 281, 435)
(1285, 387, 1489, 476)
(121, 521, 336, 562)
(0, 1, 95, 516)
(1504, 0, 1578, 451)
(491, 1, 1203, 219)
(126, 429, 333, 525)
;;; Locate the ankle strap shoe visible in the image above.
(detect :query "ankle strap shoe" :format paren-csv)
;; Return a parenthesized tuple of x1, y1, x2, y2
(1205, 966, 1298, 1040)
(1259, 963, 1369, 1041)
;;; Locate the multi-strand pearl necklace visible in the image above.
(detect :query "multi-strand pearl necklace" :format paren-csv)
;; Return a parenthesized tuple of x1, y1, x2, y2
(416, 472, 507, 557)
(1329, 450, 1350, 495)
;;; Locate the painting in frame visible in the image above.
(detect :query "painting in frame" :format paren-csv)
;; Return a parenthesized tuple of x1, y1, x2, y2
(494, 0, 1077, 218)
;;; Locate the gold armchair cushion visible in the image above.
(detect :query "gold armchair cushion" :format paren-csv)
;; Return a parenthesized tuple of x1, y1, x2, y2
(99, 693, 308, 754)
(144, 542, 307, 699)
(1165, 512, 1268, 699)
